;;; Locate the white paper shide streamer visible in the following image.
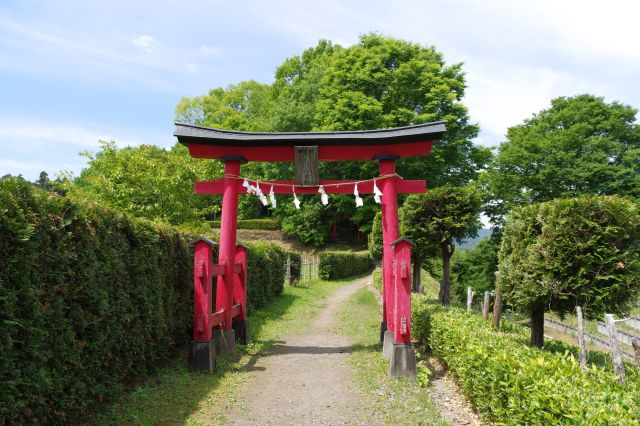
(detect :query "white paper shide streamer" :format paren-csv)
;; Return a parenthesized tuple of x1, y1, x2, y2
(318, 185, 329, 206)
(353, 182, 363, 207)
(269, 185, 277, 208)
(255, 182, 268, 206)
(373, 179, 383, 204)
(293, 188, 301, 209)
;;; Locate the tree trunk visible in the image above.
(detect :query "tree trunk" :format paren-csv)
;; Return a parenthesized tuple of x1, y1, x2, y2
(440, 245, 452, 305)
(530, 304, 545, 348)
(412, 258, 422, 293)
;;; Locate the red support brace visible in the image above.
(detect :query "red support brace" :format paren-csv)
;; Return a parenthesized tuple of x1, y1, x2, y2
(215, 160, 241, 331)
(196, 179, 426, 195)
(391, 238, 414, 344)
(190, 237, 217, 342)
(234, 244, 248, 321)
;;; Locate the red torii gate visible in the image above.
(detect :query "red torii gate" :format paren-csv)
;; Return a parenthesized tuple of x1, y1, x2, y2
(175, 122, 445, 378)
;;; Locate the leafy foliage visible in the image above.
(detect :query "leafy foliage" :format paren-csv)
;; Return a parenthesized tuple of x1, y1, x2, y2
(175, 34, 491, 242)
(318, 251, 373, 280)
(413, 298, 640, 425)
(69, 141, 223, 226)
(451, 234, 500, 303)
(400, 185, 482, 303)
(484, 94, 640, 223)
(368, 211, 383, 261)
(0, 178, 294, 423)
(498, 196, 640, 319)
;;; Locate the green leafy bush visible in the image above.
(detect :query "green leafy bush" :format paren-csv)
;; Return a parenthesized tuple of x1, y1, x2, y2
(0, 178, 290, 424)
(368, 212, 382, 261)
(413, 297, 640, 425)
(498, 195, 640, 346)
(318, 251, 372, 280)
(287, 251, 301, 283)
(210, 218, 281, 231)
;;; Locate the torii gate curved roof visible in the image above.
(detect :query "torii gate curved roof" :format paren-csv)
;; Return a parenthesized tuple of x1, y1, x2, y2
(175, 121, 445, 162)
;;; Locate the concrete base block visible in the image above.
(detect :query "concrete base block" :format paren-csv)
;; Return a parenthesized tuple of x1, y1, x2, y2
(213, 329, 236, 355)
(233, 319, 249, 345)
(188, 340, 215, 372)
(382, 331, 395, 359)
(379, 321, 387, 346)
(388, 344, 417, 380)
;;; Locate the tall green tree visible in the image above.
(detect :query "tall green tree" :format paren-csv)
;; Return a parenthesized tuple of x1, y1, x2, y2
(400, 185, 482, 304)
(176, 34, 491, 244)
(451, 233, 500, 303)
(498, 196, 640, 348)
(485, 94, 640, 223)
(69, 141, 223, 226)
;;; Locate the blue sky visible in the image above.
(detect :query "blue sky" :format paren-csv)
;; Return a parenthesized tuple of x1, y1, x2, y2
(1, 0, 639, 181)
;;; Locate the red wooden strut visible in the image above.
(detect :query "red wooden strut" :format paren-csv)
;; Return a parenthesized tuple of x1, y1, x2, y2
(216, 160, 241, 331)
(195, 178, 426, 195)
(380, 159, 399, 337)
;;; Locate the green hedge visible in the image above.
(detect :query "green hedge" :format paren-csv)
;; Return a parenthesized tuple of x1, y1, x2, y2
(413, 297, 640, 425)
(210, 218, 281, 231)
(287, 252, 301, 283)
(0, 179, 290, 424)
(319, 251, 372, 280)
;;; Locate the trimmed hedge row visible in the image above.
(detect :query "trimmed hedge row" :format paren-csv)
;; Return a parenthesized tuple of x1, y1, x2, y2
(319, 251, 373, 280)
(210, 218, 281, 231)
(412, 297, 640, 425)
(287, 251, 302, 283)
(0, 178, 290, 424)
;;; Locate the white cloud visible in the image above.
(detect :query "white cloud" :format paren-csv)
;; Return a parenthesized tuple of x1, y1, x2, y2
(187, 63, 198, 73)
(132, 35, 155, 52)
(0, 117, 165, 180)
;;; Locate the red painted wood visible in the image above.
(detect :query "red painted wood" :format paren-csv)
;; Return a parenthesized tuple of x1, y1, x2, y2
(188, 140, 433, 162)
(196, 179, 425, 195)
(192, 241, 214, 342)
(234, 263, 243, 274)
(211, 264, 226, 276)
(233, 245, 248, 321)
(392, 240, 413, 344)
(211, 309, 225, 327)
(380, 159, 399, 334)
(215, 161, 240, 330)
(231, 303, 242, 319)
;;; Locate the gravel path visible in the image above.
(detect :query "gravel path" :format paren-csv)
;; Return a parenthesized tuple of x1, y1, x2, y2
(228, 276, 386, 425)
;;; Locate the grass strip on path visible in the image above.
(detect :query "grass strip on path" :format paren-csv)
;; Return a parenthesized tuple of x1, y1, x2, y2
(94, 278, 350, 425)
(332, 285, 446, 426)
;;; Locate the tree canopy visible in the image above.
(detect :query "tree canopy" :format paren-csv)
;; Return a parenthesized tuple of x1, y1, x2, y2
(175, 34, 491, 244)
(68, 141, 223, 226)
(400, 185, 482, 304)
(484, 94, 640, 223)
(497, 195, 640, 347)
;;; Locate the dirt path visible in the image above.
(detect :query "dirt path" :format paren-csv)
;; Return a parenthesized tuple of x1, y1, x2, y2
(228, 276, 385, 425)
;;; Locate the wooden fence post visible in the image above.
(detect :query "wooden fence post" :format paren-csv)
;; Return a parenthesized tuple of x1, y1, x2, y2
(576, 306, 588, 369)
(466, 287, 474, 312)
(604, 314, 626, 384)
(482, 291, 491, 320)
(492, 293, 503, 330)
(632, 338, 640, 368)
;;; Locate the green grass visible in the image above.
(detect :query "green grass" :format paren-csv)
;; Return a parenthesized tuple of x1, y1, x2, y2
(332, 286, 446, 425)
(94, 278, 349, 425)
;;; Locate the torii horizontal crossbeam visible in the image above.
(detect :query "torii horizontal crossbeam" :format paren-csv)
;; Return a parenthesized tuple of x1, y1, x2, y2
(195, 179, 426, 195)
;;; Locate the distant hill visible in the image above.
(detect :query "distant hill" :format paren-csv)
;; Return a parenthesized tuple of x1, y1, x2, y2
(456, 228, 492, 250)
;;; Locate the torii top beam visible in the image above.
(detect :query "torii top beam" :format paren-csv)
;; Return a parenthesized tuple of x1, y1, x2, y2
(174, 122, 445, 162)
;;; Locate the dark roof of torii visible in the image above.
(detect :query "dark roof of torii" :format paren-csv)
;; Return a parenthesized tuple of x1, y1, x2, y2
(174, 121, 446, 147)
